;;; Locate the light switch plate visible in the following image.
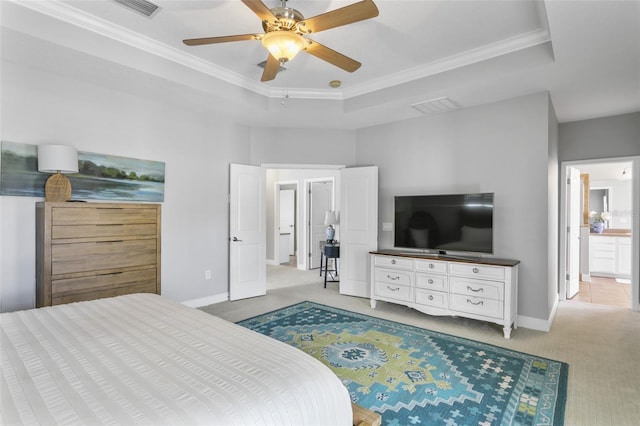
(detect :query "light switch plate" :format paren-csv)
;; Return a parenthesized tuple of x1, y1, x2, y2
(382, 222, 393, 232)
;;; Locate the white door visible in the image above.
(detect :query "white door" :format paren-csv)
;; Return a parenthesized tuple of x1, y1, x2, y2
(309, 181, 333, 269)
(229, 164, 266, 300)
(279, 189, 295, 255)
(339, 166, 378, 297)
(566, 166, 581, 298)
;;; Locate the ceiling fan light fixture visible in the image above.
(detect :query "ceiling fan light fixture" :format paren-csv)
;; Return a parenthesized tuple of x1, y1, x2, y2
(261, 31, 305, 62)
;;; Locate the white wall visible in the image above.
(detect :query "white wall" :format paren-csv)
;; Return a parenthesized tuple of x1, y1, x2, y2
(355, 93, 556, 321)
(0, 60, 251, 311)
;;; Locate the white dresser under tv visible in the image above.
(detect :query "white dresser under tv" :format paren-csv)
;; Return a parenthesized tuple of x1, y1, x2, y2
(370, 250, 520, 338)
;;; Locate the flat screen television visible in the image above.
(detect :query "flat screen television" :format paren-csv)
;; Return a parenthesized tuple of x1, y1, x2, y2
(394, 193, 494, 255)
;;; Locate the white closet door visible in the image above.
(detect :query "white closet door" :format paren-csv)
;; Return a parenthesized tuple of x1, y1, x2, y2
(229, 164, 266, 300)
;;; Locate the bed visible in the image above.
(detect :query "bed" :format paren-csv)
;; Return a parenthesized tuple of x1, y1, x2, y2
(1, 293, 353, 425)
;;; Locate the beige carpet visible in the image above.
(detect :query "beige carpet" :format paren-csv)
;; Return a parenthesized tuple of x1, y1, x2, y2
(201, 265, 640, 426)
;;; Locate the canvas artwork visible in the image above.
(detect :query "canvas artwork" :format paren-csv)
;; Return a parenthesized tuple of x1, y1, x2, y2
(0, 141, 165, 202)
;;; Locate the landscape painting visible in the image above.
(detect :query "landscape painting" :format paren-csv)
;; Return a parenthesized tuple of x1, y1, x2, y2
(0, 141, 165, 202)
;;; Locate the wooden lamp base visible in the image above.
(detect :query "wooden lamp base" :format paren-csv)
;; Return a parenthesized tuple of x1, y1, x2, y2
(45, 173, 72, 202)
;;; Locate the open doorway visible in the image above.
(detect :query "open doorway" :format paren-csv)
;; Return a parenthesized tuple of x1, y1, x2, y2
(560, 158, 638, 310)
(267, 166, 341, 272)
(277, 183, 297, 267)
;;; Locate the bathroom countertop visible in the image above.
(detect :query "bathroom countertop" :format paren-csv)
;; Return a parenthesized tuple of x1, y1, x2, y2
(589, 228, 632, 237)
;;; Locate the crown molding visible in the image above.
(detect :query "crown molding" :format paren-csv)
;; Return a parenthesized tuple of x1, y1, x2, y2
(342, 28, 552, 99)
(9, 0, 552, 103)
(8, 0, 272, 97)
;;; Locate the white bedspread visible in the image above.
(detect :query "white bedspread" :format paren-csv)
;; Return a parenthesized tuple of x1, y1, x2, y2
(1, 294, 352, 425)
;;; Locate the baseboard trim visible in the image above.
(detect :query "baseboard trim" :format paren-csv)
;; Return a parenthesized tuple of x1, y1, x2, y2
(182, 292, 229, 308)
(516, 293, 559, 332)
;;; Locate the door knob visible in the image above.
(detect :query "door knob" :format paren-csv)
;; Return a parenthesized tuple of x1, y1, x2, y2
(232, 237, 243, 242)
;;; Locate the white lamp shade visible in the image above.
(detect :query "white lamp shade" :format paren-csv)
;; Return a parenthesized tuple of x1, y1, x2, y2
(261, 31, 305, 62)
(324, 211, 337, 226)
(38, 144, 79, 174)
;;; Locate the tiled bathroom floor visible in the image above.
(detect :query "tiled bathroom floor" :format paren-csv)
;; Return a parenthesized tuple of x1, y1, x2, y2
(572, 276, 632, 308)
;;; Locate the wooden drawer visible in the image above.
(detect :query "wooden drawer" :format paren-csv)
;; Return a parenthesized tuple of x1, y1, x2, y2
(52, 224, 158, 239)
(450, 276, 503, 300)
(52, 206, 158, 225)
(374, 281, 412, 302)
(375, 268, 413, 286)
(415, 289, 448, 309)
(450, 294, 503, 319)
(374, 255, 413, 269)
(415, 259, 447, 274)
(415, 273, 447, 291)
(52, 268, 157, 305)
(52, 239, 157, 276)
(449, 263, 505, 281)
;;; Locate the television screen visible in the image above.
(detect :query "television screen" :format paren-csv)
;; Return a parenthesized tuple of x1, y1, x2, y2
(394, 193, 494, 254)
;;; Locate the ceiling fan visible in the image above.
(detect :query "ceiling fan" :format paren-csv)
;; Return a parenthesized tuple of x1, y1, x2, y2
(183, 0, 379, 82)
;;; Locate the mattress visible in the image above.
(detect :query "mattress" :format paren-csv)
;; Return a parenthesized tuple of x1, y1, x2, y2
(1, 293, 352, 425)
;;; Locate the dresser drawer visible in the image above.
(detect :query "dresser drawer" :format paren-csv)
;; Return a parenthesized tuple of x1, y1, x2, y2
(52, 224, 158, 240)
(450, 276, 503, 300)
(415, 259, 447, 274)
(450, 294, 503, 319)
(375, 268, 413, 286)
(52, 206, 158, 225)
(52, 268, 157, 305)
(415, 273, 447, 291)
(374, 255, 413, 269)
(51, 239, 157, 276)
(449, 263, 505, 281)
(415, 289, 448, 309)
(374, 281, 412, 302)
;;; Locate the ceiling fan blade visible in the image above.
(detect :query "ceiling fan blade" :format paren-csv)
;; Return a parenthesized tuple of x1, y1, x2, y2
(260, 54, 280, 81)
(304, 40, 361, 73)
(183, 34, 258, 46)
(299, 0, 379, 34)
(261, 54, 280, 82)
(241, 0, 277, 22)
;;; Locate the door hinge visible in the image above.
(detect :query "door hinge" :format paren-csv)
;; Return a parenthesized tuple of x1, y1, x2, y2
(566, 273, 570, 280)
(567, 178, 571, 184)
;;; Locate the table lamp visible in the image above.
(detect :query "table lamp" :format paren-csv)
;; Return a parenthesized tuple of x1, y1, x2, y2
(324, 210, 337, 243)
(38, 144, 79, 202)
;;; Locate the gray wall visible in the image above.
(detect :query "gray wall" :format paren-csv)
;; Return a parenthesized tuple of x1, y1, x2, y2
(0, 59, 358, 312)
(355, 93, 557, 321)
(558, 112, 640, 161)
(0, 60, 252, 311)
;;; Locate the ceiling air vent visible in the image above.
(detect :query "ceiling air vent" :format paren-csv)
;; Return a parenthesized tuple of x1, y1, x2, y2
(411, 97, 459, 115)
(113, 0, 160, 17)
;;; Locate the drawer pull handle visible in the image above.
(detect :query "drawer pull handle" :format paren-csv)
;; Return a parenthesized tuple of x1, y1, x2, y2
(428, 279, 434, 284)
(467, 299, 484, 306)
(428, 263, 434, 269)
(391, 259, 396, 264)
(98, 272, 123, 276)
(97, 240, 123, 244)
(387, 275, 400, 281)
(428, 295, 434, 301)
(472, 267, 479, 273)
(467, 286, 484, 293)
(386, 286, 400, 292)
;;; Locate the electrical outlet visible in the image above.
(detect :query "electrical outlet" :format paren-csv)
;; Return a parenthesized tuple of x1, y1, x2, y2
(205, 270, 212, 280)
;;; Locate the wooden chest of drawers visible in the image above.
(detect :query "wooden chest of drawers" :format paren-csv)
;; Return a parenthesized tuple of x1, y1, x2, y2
(36, 202, 161, 307)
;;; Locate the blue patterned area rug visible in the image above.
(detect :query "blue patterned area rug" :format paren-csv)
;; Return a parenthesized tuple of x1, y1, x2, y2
(237, 301, 568, 426)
